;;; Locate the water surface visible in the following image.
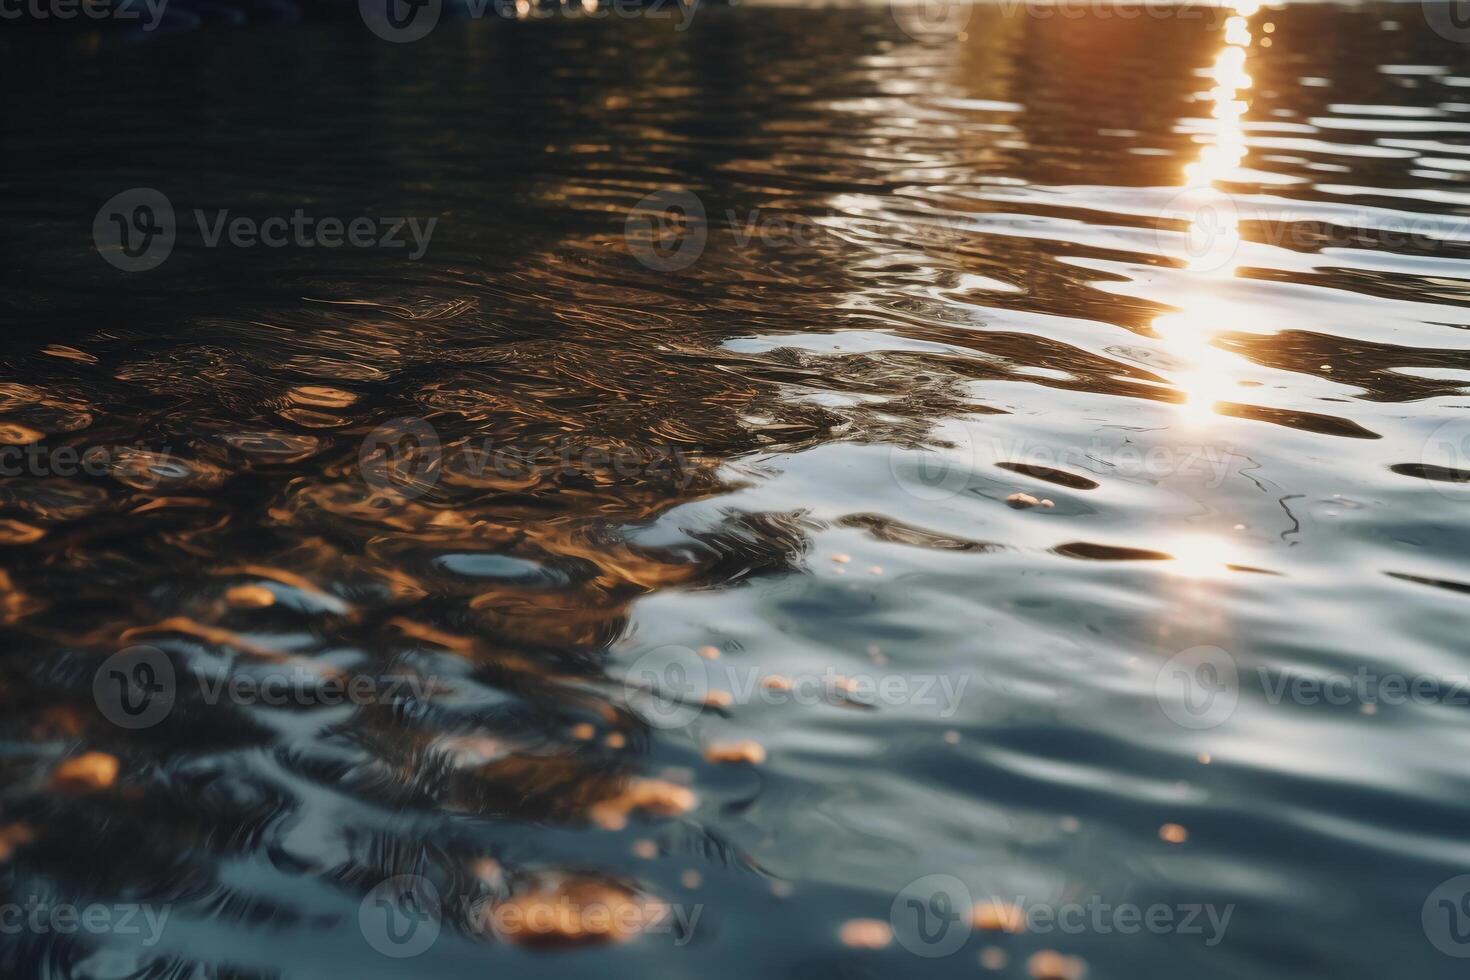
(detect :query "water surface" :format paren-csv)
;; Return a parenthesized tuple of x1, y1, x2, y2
(3, 4, 1470, 978)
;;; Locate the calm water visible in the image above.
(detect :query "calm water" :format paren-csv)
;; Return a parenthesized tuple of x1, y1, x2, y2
(3, 3, 1470, 978)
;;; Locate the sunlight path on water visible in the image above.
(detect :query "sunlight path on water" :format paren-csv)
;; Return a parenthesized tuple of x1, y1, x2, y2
(1154, 0, 1259, 427)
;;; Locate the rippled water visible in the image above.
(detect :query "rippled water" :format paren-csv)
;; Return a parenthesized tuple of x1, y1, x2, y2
(4, 3, 1470, 978)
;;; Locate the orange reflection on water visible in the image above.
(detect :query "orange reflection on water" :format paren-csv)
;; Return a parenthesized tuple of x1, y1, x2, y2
(1183, 20, 1253, 209)
(1155, 0, 1258, 424)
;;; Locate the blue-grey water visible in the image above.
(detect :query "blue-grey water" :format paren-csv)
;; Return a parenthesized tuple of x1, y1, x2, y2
(3, 3, 1470, 978)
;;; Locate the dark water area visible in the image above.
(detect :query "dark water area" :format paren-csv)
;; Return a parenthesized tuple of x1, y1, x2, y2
(4, 3, 1470, 978)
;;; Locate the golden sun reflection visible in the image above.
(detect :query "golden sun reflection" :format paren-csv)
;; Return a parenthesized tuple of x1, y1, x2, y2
(1154, 0, 1258, 424)
(1166, 532, 1247, 580)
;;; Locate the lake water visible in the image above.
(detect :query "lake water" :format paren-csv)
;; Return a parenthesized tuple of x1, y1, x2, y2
(3, 2, 1470, 978)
